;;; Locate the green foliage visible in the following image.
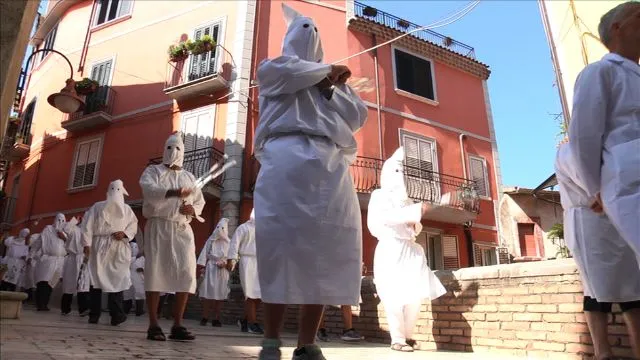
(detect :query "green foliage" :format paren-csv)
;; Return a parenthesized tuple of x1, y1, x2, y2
(548, 223, 571, 258)
(168, 42, 189, 61)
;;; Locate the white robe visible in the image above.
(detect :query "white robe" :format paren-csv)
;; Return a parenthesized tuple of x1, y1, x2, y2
(253, 11, 367, 305)
(555, 143, 640, 303)
(125, 256, 145, 300)
(61, 225, 86, 294)
(197, 235, 230, 300)
(228, 220, 260, 299)
(139, 164, 205, 293)
(83, 201, 138, 293)
(368, 190, 446, 307)
(22, 235, 40, 289)
(568, 53, 640, 257)
(33, 226, 67, 288)
(2, 237, 29, 286)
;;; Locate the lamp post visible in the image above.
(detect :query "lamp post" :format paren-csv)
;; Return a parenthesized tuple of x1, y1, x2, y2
(15, 48, 84, 114)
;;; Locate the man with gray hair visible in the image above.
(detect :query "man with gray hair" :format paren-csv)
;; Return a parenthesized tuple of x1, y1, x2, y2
(568, 2, 640, 359)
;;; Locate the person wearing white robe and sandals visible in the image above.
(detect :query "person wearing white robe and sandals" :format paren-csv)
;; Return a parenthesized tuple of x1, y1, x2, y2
(60, 217, 90, 316)
(254, 4, 368, 360)
(197, 218, 231, 327)
(227, 209, 264, 334)
(368, 147, 447, 353)
(139, 132, 205, 342)
(83, 180, 138, 326)
(33, 214, 68, 311)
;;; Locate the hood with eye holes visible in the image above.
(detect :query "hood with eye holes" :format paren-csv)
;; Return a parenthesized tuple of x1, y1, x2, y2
(281, 13, 323, 62)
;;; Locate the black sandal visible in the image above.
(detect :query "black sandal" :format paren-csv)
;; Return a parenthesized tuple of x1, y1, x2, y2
(169, 326, 195, 341)
(147, 326, 166, 341)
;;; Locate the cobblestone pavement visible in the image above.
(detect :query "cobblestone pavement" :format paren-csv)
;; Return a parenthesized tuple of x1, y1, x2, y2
(1, 306, 521, 360)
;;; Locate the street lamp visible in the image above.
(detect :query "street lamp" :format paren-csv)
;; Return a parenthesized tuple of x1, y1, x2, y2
(15, 48, 84, 114)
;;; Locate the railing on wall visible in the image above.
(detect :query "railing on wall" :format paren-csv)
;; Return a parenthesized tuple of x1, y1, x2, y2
(149, 146, 226, 189)
(353, 1, 476, 59)
(66, 85, 116, 121)
(249, 155, 480, 214)
(165, 44, 234, 89)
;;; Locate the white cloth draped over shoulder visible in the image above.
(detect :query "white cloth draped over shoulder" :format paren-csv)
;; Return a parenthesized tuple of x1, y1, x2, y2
(555, 143, 640, 303)
(197, 218, 230, 300)
(253, 4, 367, 305)
(140, 133, 205, 294)
(568, 53, 640, 257)
(2, 229, 30, 286)
(228, 210, 260, 299)
(34, 214, 68, 288)
(83, 180, 138, 293)
(368, 148, 446, 307)
(61, 218, 86, 294)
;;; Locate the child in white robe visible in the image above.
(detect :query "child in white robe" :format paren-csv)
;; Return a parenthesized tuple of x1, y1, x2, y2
(197, 218, 231, 327)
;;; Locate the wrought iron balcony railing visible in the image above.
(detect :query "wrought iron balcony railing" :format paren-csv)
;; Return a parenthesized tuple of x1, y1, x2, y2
(165, 44, 234, 89)
(249, 155, 480, 214)
(353, 1, 476, 59)
(149, 146, 226, 189)
(66, 85, 116, 121)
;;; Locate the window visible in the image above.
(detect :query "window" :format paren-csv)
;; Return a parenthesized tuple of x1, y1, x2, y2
(442, 235, 460, 269)
(473, 244, 498, 266)
(181, 107, 215, 178)
(90, 59, 114, 86)
(393, 48, 436, 101)
(40, 25, 58, 61)
(469, 155, 489, 197)
(18, 100, 36, 145)
(94, 0, 133, 26)
(401, 130, 439, 201)
(188, 22, 221, 82)
(417, 233, 459, 270)
(70, 138, 102, 189)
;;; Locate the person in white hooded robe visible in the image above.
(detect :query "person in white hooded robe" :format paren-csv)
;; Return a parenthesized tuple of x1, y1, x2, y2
(139, 132, 205, 341)
(33, 213, 68, 311)
(197, 218, 231, 327)
(123, 240, 146, 316)
(0, 229, 30, 292)
(556, 140, 640, 359)
(23, 232, 40, 302)
(253, 4, 367, 359)
(83, 180, 138, 326)
(60, 217, 91, 316)
(227, 209, 264, 334)
(367, 147, 447, 352)
(568, 2, 640, 258)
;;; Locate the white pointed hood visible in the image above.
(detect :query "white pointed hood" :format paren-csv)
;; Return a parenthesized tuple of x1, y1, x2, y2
(163, 132, 185, 168)
(281, 3, 324, 63)
(380, 147, 410, 203)
(130, 241, 139, 259)
(103, 179, 129, 227)
(210, 218, 230, 242)
(53, 213, 66, 231)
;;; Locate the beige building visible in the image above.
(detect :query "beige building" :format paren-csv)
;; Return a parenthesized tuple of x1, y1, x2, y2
(499, 186, 564, 262)
(538, 0, 624, 122)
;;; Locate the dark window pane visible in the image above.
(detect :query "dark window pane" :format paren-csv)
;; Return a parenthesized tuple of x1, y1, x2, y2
(394, 49, 435, 100)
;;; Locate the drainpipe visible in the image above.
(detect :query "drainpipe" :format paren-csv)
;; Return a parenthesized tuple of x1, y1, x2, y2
(372, 34, 383, 159)
(459, 133, 475, 265)
(26, 158, 42, 225)
(78, 0, 98, 75)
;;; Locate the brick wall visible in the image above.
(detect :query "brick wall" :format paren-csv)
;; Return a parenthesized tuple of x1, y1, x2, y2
(188, 259, 634, 359)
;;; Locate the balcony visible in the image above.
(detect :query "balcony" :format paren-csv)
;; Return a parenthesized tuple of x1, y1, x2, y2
(3, 120, 32, 162)
(249, 155, 480, 224)
(61, 86, 116, 132)
(0, 197, 17, 230)
(352, 1, 476, 59)
(149, 146, 226, 198)
(163, 45, 233, 101)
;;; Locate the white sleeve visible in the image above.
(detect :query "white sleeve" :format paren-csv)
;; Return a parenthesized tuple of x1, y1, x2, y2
(568, 64, 609, 198)
(81, 207, 95, 248)
(257, 56, 332, 96)
(228, 225, 244, 261)
(326, 84, 368, 132)
(139, 166, 167, 201)
(197, 238, 211, 266)
(123, 207, 139, 241)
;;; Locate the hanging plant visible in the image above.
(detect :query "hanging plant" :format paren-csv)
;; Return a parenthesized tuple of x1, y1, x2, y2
(168, 42, 189, 62)
(362, 6, 377, 17)
(186, 35, 216, 56)
(443, 36, 453, 47)
(75, 78, 99, 95)
(397, 19, 410, 29)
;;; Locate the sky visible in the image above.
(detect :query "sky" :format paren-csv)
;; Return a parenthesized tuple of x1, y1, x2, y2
(365, 0, 562, 188)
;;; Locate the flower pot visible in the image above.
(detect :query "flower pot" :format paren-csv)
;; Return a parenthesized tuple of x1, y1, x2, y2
(203, 42, 214, 52)
(76, 83, 97, 95)
(397, 19, 410, 29)
(443, 36, 453, 47)
(363, 6, 377, 17)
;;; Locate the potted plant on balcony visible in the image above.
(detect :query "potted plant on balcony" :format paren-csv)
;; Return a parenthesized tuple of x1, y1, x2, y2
(362, 6, 377, 17)
(168, 42, 189, 62)
(75, 78, 99, 95)
(187, 35, 216, 55)
(397, 19, 410, 29)
(443, 36, 453, 47)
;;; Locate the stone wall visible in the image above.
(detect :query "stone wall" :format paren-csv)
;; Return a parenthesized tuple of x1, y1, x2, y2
(188, 259, 634, 359)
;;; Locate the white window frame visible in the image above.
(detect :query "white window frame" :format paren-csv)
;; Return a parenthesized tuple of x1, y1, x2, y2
(468, 154, 490, 199)
(40, 24, 59, 62)
(184, 17, 227, 85)
(88, 55, 117, 104)
(92, 0, 134, 28)
(68, 135, 105, 191)
(398, 129, 439, 173)
(390, 45, 439, 106)
(180, 105, 217, 151)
